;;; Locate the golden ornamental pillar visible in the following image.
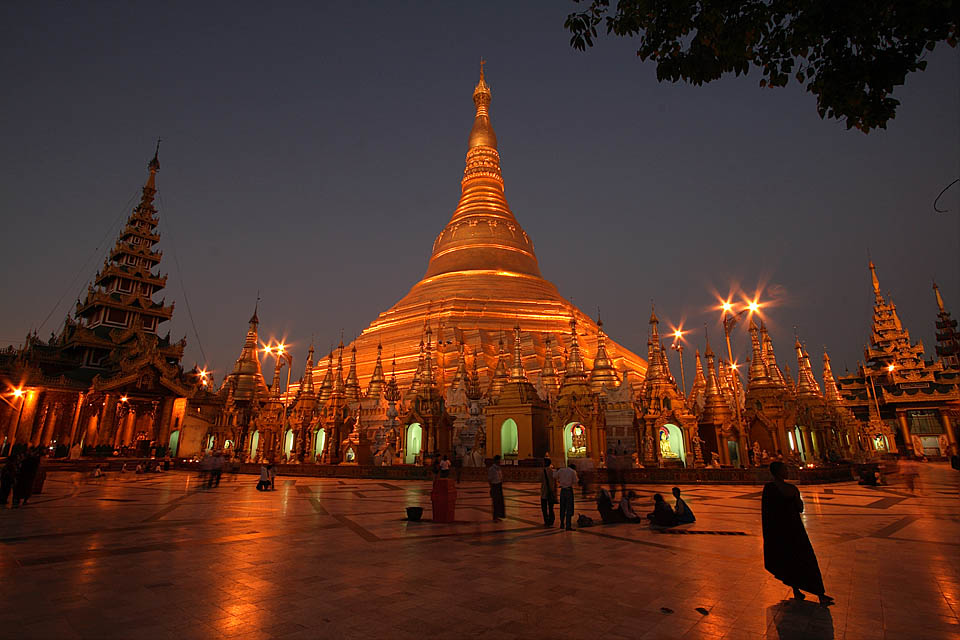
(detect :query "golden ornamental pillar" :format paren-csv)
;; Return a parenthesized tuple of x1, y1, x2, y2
(66, 393, 85, 447)
(897, 412, 912, 455)
(939, 412, 955, 447)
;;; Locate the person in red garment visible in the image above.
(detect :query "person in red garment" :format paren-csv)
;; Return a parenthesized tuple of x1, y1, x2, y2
(761, 461, 834, 606)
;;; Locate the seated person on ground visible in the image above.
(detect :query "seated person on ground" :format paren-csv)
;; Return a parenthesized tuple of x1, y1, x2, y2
(646, 493, 677, 527)
(596, 487, 625, 523)
(617, 490, 642, 523)
(672, 486, 696, 524)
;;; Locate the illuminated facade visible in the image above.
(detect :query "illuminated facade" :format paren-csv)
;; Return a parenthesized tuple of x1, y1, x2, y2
(0, 149, 200, 456)
(835, 262, 960, 457)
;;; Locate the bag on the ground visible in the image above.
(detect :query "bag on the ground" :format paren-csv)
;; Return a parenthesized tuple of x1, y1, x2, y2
(577, 514, 594, 528)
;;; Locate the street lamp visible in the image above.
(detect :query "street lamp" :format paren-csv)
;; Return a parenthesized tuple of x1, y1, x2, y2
(5, 387, 26, 453)
(718, 296, 763, 466)
(670, 327, 687, 397)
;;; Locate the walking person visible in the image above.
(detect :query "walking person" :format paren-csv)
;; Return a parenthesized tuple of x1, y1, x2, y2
(540, 457, 557, 527)
(556, 462, 578, 531)
(761, 461, 834, 606)
(487, 454, 505, 521)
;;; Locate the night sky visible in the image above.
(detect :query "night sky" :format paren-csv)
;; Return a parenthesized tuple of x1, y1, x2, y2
(2, 2, 958, 388)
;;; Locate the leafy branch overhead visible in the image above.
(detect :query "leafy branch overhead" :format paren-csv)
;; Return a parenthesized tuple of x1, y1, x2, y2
(565, 0, 959, 133)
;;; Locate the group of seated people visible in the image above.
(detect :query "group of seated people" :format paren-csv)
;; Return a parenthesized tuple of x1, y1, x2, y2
(597, 486, 696, 527)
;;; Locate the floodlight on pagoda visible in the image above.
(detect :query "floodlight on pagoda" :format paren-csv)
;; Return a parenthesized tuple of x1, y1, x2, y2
(721, 301, 733, 313)
(120, 396, 129, 403)
(12, 387, 23, 399)
(887, 364, 895, 372)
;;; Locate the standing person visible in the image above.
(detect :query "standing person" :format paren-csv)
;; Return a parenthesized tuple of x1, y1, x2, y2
(439, 455, 451, 478)
(453, 453, 463, 484)
(487, 454, 505, 521)
(12, 449, 40, 507)
(539, 458, 557, 527)
(556, 462, 578, 531)
(672, 487, 696, 524)
(761, 461, 834, 606)
(1, 454, 20, 507)
(268, 463, 277, 490)
(211, 451, 224, 488)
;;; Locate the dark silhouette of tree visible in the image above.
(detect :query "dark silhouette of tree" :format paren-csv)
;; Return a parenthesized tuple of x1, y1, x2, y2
(565, 0, 958, 133)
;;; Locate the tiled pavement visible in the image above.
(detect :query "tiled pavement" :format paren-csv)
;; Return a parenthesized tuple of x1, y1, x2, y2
(0, 462, 958, 639)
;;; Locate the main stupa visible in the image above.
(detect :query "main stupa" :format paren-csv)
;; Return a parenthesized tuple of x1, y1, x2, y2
(316, 67, 647, 389)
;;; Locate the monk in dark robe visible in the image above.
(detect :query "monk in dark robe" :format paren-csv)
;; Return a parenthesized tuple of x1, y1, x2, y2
(762, 461, 834, 606)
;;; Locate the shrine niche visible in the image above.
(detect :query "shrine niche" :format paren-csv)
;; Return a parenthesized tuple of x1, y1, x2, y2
(564, 422, 588, 462)
(658, 424, 685, 465)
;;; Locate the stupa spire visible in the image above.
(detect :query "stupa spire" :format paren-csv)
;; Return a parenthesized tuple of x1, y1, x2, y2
(748, 318, 771, 387)
(822, 350, 840, 403)
(367, 340, 386, 397)
(344, 343, 361, 401)
(301, 342, 315, 396)
(510, 323, 527, 382)
(563, 316, 588, 383)
(589, 318, 620, 391)
(318, 349, 334, 403)
(488, 331, 509, 395)
(934, 280, 946, 313)
(451, 336, 468, 389)
(423, 64, 542, 280)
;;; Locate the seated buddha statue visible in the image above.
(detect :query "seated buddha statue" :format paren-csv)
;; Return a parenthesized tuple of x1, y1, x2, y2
(659, 429, 679, 459)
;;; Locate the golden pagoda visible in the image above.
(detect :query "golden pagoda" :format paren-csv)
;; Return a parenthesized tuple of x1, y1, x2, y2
(315, 66, 647, 391)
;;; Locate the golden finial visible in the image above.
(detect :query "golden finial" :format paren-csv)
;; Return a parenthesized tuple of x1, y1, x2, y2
(469, 60, 495, 148)
(933, 280, 945, 313)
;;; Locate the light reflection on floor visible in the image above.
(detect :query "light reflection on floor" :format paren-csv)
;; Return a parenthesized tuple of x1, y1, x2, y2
(0, 461, 957, 639)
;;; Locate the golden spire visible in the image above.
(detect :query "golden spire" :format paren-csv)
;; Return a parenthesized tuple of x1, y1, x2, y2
(423, 64, 541, 280)
(540, 334, 559, 392)
(760, 323, 787, 388)
(344, 343, 361, 402)
(318, 350, 334, 402)
(794, 337, 821, 396)
(689, 348, 706, 402)
(451, 336, 468, 389)
(869, 260, 882, 301)
(822, 350, 840, 403)
(644, 307, 661, 382)
(366, 340, 386, 397)
(421, 324, 437, 388)
(509, 323, 527, 382)
(222, 303, 269, 400)
(469, 59, 495, 148)
(934, 280, 946, 313)
(465, 346, 483, 401)
(589, 318, 620, 391)
(562, 316, 588, 383)
(302, 342, 315, 396)
(144, 138, 160, 194)
(747, 318, 770, 387)
(333, 341, 345, 397)
(488, 331, 509, 395)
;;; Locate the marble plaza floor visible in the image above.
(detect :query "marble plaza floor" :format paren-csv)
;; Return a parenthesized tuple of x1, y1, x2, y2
(0, 462, 958, 640)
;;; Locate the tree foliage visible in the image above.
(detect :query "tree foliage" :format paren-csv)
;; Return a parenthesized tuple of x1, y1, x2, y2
(565, 0, 958, 132)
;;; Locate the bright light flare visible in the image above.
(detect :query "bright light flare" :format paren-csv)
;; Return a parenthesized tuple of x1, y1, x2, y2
(887, 364, 895, 372)
(721, 301, 733, 313)
(120, 396, 129, 403)
(12, 387, 23, 398)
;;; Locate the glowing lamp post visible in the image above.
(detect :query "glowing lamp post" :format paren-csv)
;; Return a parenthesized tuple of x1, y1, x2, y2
(718, 296, 764, 466)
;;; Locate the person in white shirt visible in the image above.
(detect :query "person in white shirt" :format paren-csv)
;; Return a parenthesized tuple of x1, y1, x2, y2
(439, 455, 451, 478)
(488, 455, 505, 521)
(555, 462, 579, 530)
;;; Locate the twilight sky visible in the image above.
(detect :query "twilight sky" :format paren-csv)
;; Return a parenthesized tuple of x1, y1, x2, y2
(1, 1, 958, 389)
